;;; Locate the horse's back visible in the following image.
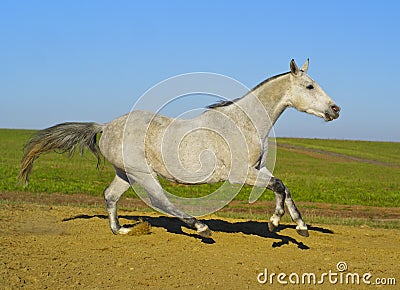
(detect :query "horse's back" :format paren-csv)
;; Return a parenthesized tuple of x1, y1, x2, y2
(99, 110, 260, 184)
(99, 111, 164, 171)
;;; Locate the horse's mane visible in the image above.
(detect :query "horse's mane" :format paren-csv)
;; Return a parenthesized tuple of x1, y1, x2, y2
(207, 71, 290, 109)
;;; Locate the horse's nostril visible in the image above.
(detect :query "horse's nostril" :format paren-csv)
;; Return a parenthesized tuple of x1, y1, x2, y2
(331, 105, 340, 113)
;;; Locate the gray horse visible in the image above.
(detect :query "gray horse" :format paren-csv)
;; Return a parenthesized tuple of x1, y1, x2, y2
(19, 59, 340, 238)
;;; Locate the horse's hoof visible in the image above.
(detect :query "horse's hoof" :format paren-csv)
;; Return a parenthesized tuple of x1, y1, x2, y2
(199, 228, 212, 238)
(197, 226, 212, 238)
(296, 227, 309, 237)
(117, 227, 132, 235)
(268, 221, 278, 232)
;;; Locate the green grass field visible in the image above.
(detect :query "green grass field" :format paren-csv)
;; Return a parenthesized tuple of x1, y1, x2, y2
(1, 129, 399, 208)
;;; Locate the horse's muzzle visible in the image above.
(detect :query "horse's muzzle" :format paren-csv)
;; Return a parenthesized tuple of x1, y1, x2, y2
(325, 105, 340, 121)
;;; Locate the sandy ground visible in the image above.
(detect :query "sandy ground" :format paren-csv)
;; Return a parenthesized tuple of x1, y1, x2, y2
(1, 199, 399, 289)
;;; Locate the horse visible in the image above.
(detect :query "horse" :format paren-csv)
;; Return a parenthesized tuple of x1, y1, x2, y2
(19, 59, 340, 238)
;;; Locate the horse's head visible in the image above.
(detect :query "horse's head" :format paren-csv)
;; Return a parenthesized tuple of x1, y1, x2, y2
(287, 59, 340, 121)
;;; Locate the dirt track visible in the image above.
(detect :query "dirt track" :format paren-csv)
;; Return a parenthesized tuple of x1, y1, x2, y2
(1, 200, 399, 289)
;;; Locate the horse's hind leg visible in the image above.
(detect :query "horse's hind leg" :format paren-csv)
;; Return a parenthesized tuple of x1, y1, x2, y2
(267, 177, 309, 237)
(104, 170, 131, 234)
(130, 172, 212, 238)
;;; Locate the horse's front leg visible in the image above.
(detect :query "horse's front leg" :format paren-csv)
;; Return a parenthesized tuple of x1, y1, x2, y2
(239, 168, 308, 237)
(284, 185, 309, 237)
(267, 177, 309, 237)
(265, 177, 286, 232)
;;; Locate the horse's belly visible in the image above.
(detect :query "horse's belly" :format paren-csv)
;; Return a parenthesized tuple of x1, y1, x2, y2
(146, 127, 235, 184)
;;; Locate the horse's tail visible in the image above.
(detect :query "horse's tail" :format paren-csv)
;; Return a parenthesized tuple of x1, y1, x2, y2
(19, 122, 104, 186)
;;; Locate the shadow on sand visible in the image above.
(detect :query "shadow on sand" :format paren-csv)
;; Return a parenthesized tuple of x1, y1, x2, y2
(62, 214, 333, 250)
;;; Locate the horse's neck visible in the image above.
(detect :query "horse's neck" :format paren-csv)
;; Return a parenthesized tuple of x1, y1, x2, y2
(211, 74, 291, 139)
(250, 74, 291, 125)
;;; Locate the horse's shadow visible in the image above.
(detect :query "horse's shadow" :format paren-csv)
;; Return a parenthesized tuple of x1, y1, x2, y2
(63, 214, 333, 249)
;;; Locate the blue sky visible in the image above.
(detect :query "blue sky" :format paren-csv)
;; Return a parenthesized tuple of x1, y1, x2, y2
(1, 1, 399, 141)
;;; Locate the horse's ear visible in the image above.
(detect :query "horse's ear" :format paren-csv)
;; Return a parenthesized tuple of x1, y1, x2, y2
(301, 58, 309, 73)
(290, 59, 299, 75)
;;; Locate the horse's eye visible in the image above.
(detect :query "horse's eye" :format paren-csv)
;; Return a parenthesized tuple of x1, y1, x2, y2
(306, 84, 314, 90)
